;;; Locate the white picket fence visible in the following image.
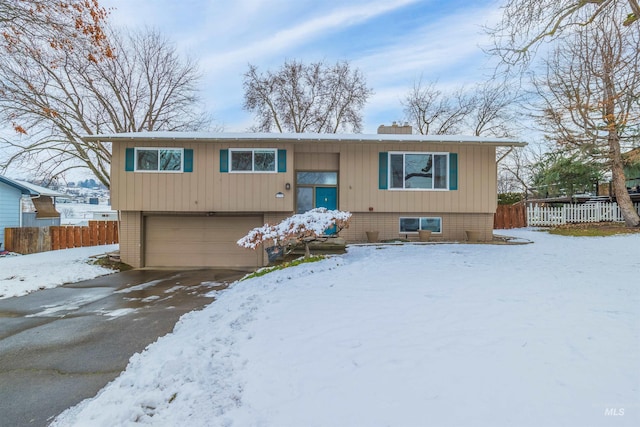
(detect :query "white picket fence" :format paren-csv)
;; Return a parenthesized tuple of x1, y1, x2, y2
(527, 202, 640, 226)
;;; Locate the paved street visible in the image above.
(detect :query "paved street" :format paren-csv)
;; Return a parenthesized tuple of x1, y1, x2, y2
(0, 269, 247, 427)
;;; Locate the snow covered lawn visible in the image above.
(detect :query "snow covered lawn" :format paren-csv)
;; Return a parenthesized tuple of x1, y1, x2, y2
(53, 229, 639, 426)
(0, 245, 118, 299)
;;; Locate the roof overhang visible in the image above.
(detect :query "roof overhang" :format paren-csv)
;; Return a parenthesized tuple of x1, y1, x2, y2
(14, 180, 68, 198)
(82, 131, 527, 148)
(0, 175, 39, 196)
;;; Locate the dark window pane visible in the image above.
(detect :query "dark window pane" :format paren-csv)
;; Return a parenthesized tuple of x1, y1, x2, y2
(296, 172, 338, 185)
(434, 155, 447, 189)
(400, 218, 420, 232)
(390, 154, 404, 188)
(137, 150, 158, 171)
(405, 154, 431, 189)
(159, 149, 182, 171)
(421, 217, 441, 233)
(231, 151, 252, 171)
(296, 187, 313, 213)
(254, 150, 275, 171)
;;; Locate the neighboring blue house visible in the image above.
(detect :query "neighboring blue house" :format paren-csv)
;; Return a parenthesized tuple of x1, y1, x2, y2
(0, 176, 65, 250)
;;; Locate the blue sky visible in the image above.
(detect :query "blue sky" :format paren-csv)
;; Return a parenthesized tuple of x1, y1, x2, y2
(101, 0, 502, 133)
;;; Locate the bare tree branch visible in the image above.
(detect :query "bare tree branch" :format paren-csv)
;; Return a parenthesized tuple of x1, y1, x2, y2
(488, 0, 639, 68)
(243, 60, 373, 133)
(0, 25, 211, 188)
(402, 78, 517, 137)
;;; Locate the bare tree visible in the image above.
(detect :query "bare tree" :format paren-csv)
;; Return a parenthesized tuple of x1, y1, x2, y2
(0, 0, 111, 62)
(0, 27, 210, 187)
(498, 147, 536, 195)
(489, 0, 640, 66)
(533, 5, 640, 226)
(402, 79, 470, 135)
(402, 78, 517, 137)
(243, 60, 373, 133)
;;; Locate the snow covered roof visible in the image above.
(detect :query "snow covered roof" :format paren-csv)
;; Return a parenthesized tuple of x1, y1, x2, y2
(14, 180, 68, 198)
(82, 131, 526, 147)
(0, 175, 39, 196)
(0, 175, 68, 198)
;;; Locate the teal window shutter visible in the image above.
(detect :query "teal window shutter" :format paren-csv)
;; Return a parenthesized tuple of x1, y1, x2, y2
(277, 149, 287, 173)
(378, 152, 388, 190)
(125, 148, 135, 171)
(220, 149, 229, 172)
(184, 149, 193, 172)
(449, 153, 458, 190)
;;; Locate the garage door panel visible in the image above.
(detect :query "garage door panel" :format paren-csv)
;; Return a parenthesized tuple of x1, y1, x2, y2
(145, 216, 262, 268)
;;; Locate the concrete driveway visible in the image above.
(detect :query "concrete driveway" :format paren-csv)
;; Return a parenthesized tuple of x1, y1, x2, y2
(0, 268, 247, 427)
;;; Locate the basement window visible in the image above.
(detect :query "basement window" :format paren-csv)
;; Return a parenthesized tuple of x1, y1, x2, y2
(399, 217, 442, 234)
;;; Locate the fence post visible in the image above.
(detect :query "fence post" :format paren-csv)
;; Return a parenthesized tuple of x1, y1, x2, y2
(73, 227, 81, 247)
(82, 227, 90, 247)
(89, 221, 97, 246)
(106, 222, 115, 244)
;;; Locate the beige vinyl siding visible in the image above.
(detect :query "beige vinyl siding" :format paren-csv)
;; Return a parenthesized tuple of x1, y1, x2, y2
(113, 139, 497, 215)
(119, 211, 143, 268)
(295, 153, 340, 170)
(342, 212, 494, 243)
(111, 141, 294, 213)
(337, 143, 497, 214)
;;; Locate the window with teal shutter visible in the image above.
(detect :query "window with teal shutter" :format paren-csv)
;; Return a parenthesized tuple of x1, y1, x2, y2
(278, 149, 287, 172)
(184, 149, 193, 172)
(125, 148, 135, 171)
(220, 149, 229, 172)
(449, 153, 458, 190)
(379, 151, 457, 190)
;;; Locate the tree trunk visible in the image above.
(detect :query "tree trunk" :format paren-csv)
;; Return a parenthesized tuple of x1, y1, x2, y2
(609, 132, 640, 227)
(304, 242, 311, 258)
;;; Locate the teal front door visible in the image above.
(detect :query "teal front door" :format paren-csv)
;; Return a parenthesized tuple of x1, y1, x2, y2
(315, 187, 337, 210)
(315, 187, 338, 234)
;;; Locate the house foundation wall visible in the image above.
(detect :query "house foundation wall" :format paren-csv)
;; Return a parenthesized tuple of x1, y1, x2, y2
(341, 212, 494, 243)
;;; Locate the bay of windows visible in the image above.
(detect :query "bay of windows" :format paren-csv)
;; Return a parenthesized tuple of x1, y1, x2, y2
(389, 152, 448, 190)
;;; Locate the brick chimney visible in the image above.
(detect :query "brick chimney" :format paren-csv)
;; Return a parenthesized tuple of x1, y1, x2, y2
(377, 121, 412, 134)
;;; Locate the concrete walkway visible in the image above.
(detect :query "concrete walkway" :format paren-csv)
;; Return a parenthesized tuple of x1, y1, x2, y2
(0, 268, 247, 427)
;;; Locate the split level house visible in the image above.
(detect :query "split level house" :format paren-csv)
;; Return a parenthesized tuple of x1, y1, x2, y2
(84, 125, 525, 269)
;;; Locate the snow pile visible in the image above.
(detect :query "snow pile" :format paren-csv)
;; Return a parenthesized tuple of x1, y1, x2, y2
(238, 208, 352, 249)
(52, 230, 639, 426)
(0, 245, 118, 299)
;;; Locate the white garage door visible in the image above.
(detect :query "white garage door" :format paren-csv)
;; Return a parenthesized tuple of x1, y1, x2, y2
(145, 216, 263, 268)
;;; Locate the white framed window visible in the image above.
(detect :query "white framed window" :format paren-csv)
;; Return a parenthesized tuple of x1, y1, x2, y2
(399, 217, 442, 234)
(230, 148, 277, 173)
(389, 152, 448, 190)
(135, 148, 184, 172)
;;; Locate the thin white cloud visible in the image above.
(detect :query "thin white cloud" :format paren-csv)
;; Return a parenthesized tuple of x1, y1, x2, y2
(199, 0, 420, 73)
(356, 4, 502, 86)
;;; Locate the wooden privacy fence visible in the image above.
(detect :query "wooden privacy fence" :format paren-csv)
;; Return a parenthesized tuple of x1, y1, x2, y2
(4, 221, 118, 255)
(527, 202, 640, 226)
(494, 204, 527, 229)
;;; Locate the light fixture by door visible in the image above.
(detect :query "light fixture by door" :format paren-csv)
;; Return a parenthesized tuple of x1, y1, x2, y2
(275, 192, 285, 198)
